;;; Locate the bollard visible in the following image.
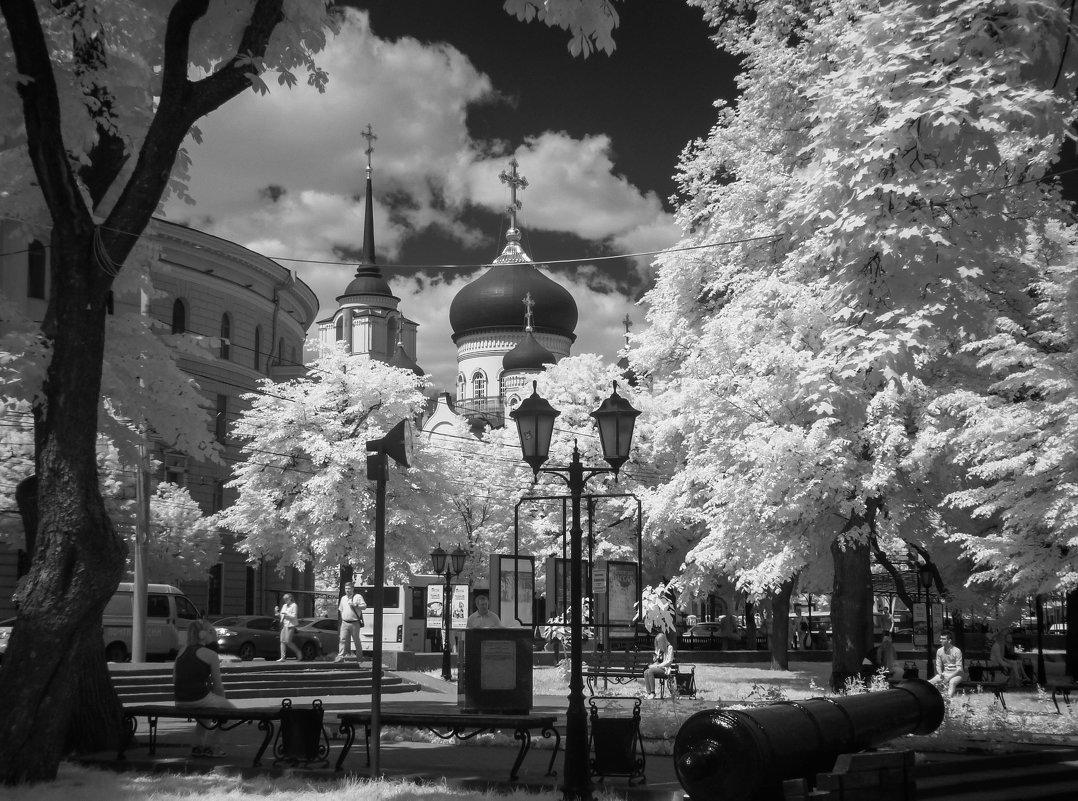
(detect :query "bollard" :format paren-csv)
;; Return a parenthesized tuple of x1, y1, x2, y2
(673, 679, 943, 801)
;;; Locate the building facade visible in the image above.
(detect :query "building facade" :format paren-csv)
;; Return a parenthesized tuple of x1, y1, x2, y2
(0, 217, 320, 620)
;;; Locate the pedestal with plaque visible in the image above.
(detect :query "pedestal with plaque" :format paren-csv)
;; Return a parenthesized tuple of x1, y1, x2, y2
(458, 628, 533, 714)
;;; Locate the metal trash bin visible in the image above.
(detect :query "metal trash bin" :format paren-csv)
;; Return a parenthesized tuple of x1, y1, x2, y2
(274, 698, 329, 768)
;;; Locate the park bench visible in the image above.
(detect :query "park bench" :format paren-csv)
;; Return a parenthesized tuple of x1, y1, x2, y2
(1050, 682, 1078, 714)
(955, 678, 1009, 709)
(335, 710, 560, 781)
(583, 649, 649, 694)
(120, 703, 281, 766)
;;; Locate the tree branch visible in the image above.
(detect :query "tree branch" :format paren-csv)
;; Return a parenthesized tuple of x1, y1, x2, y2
(0, 0, 93, 236)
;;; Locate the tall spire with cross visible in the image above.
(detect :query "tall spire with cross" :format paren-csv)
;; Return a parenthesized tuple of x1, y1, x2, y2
(362, 123, 377, 176)
(359, 123, 377, 266)
(623, 313, 633, 344)
(499, 158, 528, 233)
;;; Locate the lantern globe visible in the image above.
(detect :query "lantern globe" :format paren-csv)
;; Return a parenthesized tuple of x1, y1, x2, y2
(509, 381, 560, 475)
(450, 545, 467, 576)
(589, 381, 641, 475)
(430, 544, 447, 575)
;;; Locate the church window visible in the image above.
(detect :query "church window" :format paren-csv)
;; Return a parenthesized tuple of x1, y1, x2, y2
(253, 325, 262, 370)
(335, 317, 344, 341)
(171, 299, 187, 334)
(472, 371, 487, 400)
(387, 315, 399, 356)
(456, 373, 466, 399)
(27, 240, 46, 299)
(507, 394, 521, 411)
(219, 313, 231, 360)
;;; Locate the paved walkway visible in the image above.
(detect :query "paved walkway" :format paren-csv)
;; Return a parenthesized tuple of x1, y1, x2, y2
(81, 670, 683, 801)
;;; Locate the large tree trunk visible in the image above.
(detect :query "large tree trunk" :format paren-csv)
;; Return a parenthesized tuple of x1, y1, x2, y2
(830, 536, 873, 691)
(769, 578, 795, 670)
(1066, 589, 1077, 680)
(0, 233, 127, 784)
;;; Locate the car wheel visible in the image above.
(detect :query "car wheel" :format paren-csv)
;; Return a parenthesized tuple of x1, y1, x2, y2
(238, 642, 256, 661)
(105, 642, 128, 663)
(301, 641, 318, 661)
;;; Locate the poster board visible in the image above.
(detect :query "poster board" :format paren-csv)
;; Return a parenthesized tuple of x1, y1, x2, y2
(606, 561, 638, 624)
(543, 556, 590, 619)
(426, 583, 468, 630)
(490, 554, 535, 627)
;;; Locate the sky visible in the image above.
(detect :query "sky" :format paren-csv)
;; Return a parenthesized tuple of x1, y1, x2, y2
(163, 1, 739, 390)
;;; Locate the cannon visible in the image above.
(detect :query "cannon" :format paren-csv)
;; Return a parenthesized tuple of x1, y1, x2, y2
(673, 679, 944, 801)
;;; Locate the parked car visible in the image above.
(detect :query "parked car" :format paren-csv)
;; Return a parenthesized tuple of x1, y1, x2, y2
(213, 615, 322, 661)
(0, 616, 14, 663)
(295, 617, 340, 656)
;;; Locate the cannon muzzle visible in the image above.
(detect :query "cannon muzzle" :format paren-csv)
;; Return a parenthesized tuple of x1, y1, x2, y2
(673, 679, 943, 801)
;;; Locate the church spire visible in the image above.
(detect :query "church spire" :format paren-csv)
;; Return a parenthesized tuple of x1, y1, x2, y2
(360, 123, 378, 266)
(499, 158, 528, 236)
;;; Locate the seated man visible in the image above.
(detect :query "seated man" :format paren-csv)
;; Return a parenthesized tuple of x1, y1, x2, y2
(929, 630, 966, 698)
(874, 632, 899, 676)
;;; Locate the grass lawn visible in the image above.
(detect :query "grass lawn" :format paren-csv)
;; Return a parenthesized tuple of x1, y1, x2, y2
(7, 661, 1075, 801)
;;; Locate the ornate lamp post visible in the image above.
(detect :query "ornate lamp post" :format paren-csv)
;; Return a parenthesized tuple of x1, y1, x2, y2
(431, 543, 466, 682)
(511, 380, 640, 801)
(916, 562, 935, 679)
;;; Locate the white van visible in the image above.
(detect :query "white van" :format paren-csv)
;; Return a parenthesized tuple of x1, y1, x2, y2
(102, 582, 201, 662)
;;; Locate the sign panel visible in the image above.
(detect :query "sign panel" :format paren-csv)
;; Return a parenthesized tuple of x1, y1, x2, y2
(606, 561, 638, 624)
(451, 584, 468, 630)
(426, 584, 444, 630)
(495, 555, 535, 627)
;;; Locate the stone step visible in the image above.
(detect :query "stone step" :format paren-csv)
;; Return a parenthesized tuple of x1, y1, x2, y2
(109, 662, 419, 703)
(916, 750, 1078, 800)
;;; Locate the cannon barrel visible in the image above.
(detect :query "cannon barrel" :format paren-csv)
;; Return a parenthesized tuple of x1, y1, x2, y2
(673, 679, 943, 801)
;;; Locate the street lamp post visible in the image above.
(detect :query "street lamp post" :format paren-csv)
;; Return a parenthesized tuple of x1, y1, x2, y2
(431, 544, 467, 682)
(917, 563, 935, 679)
(511, 380, 640, 801)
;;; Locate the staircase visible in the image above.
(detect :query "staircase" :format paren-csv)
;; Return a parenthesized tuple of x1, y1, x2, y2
(916, 746, 1078, 801)
(109, 660, 420, 704)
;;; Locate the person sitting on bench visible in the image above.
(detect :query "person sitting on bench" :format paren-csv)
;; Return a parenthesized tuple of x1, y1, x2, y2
(989, 630, 1031, 687)
(643, 630, 675, 699)
(929, 630, 966, 698)
(173, 619, 235, 758)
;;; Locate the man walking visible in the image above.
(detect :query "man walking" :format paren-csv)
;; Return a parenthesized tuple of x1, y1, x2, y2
(336, 581, 367, 664)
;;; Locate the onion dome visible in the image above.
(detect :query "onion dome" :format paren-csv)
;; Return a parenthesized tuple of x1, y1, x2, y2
(503, 330, 556, 371)
(389, 340, 424, 376)
(449, 229, 578, 340)
(450, 158, 577, 342)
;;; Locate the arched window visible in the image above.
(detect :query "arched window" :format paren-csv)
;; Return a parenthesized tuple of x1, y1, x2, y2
(253, 325, 262, 371)
(456, 373, 466, 400)
(27, 240, 46, 299)
(171, 299, 186, 334)
(387, 315, 399, 356)
(335, 316, 344, 341)
(471, 371, 487, 400)
(219, 313, 231, 360)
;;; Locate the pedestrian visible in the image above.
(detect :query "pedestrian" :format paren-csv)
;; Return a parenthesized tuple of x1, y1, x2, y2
(276, 593, 302, 661)
(173, 619, 234, 758)
(335, 581, 367, 663)
(929, 629, 966, 697)
(643, 630, 675, 698)
(466, 592, 502, 628)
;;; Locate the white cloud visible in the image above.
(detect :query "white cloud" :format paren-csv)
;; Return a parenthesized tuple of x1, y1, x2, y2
(165, 7, 670, 388)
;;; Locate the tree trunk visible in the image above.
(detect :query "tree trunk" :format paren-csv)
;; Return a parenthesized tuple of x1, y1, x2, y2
(830, 536, 873, 691)
(744, 599, 757, 648)
(1066, 589, 1077, 680)
(0, 234, 127, 784)
(769, 579, 794, 670)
